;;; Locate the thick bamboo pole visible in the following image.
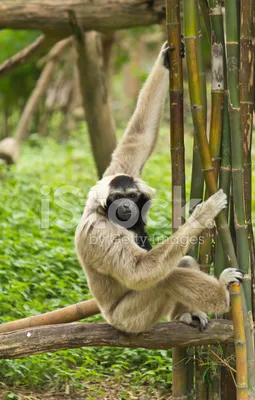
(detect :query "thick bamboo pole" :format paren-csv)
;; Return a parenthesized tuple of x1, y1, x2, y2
(166, 1, 189, 398)
(215, 99, 231, 277)
(194, 4, 210, 399)
(225, 1, 255, 396)
(230, 283, 248, 400)
(207, 3, 232, 398)
(240, 0, 255, 324)
(0, 299, 100, 334)
(197, 0, 211, 50)
(207, 3, 225, 396)
(224, 0, 251, 308)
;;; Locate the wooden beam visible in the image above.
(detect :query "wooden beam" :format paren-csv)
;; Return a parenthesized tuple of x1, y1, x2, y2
(0, 320, 234, 359)
(0, 1, 165, 34)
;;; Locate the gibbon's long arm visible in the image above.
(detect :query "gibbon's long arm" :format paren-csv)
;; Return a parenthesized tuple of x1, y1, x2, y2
(104, 44, 168, 178)
(78, 191, 227, 291)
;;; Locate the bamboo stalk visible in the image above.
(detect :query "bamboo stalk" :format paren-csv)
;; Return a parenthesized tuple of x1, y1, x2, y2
(166, 0, 185, 229)
(194, 4, 210, 397)
(196, 0, 210, 276)
(224, 0, 251, 305)
(195, 347, 208, 400)
(215, 98, 231, 278)
(230, 283, 248, 400)
(0, 299, 100, 334)
(166, 1, 189, 398)
(207, 4, 225, 396)
(197, 0, 211, 50)
(240, 0, 255, 325)
(225, 1, 255, 396)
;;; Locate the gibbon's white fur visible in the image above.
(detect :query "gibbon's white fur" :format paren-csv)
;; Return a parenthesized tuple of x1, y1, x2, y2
(75, 43, 243, 333)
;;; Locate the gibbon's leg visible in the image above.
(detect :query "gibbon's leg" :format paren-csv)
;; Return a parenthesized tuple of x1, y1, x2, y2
(109, 267, 242, 333)
(176, 255, 200, 269)
(170, 257, 208, 330)
(104, 42, 169, 178)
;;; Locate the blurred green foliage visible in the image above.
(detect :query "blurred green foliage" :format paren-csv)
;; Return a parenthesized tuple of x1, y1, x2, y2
(0, 30, 41, 112)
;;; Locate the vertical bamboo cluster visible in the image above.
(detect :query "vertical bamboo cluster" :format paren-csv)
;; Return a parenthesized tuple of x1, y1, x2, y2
(166, 1, 189, 398)
(183, 0, 238, 268)
(183, 0, 252, 399)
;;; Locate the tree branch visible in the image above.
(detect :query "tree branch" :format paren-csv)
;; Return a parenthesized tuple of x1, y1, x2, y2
(0, 0, 165, 34)
(0, 35, 57, 78)
(0, 320, 234, 359)
(37, 37, 72, 67)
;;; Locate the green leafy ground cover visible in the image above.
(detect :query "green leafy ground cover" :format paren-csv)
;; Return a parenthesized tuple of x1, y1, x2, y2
(0, 125, 254, 399)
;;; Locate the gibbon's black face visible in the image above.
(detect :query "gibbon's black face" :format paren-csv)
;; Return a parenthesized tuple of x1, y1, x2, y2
(105, 175, 150, 227)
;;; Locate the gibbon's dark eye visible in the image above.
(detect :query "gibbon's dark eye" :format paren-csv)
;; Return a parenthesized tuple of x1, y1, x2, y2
(130, 193, 138, 200)
(115, 195, 122, 200)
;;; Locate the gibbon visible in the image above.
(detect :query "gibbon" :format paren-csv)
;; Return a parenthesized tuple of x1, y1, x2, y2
(75, 43, 243, 333)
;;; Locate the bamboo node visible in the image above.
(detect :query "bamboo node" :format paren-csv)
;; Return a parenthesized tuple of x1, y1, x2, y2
(208, 5, 222, 16)
(232, 168, 244, 172)
(201, 167, 214, 172)
(240, 101, 254, 105)
(220, 165, 232, 171)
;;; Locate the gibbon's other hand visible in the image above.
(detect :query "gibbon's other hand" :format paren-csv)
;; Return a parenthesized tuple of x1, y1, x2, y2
(219, 268, 244, 287)
(162, 37, 185, 69)
(192, 189, 227, 225)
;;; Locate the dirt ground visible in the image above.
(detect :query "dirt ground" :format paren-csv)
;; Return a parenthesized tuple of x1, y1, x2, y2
(0, 380, 173, 400)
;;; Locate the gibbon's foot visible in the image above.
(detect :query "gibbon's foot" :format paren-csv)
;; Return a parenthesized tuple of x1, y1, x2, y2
(177, 311, 208, 331)
(180, 40, 185, 58)
(219, 268, 244, 288)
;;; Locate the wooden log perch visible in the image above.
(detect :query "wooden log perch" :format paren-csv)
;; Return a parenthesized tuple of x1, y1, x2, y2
(0, 320, 234, 359)
(0, 0, 165, 34)
(0, 35, 57, 79)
